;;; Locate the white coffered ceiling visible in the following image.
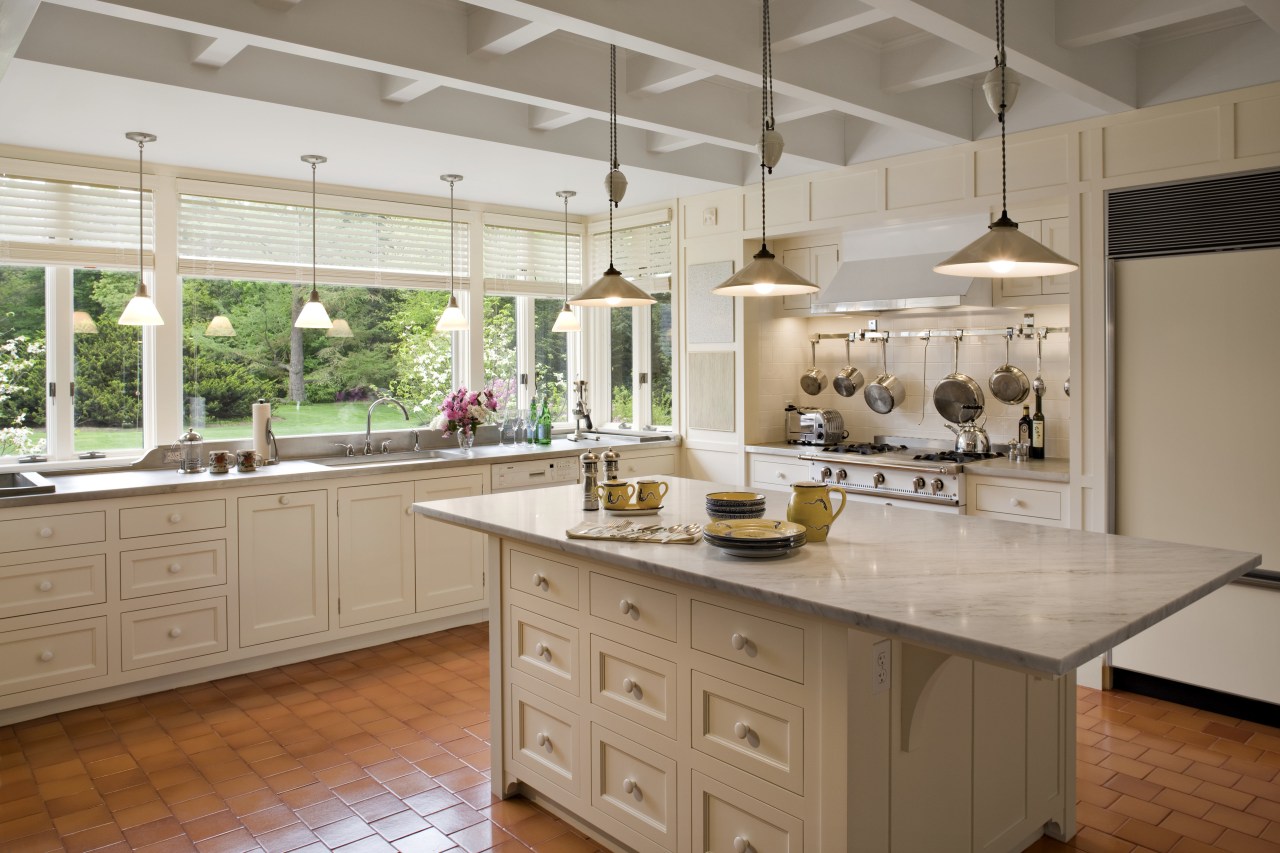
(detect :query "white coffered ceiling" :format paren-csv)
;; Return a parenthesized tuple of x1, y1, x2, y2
(0, 0, 1278, 213)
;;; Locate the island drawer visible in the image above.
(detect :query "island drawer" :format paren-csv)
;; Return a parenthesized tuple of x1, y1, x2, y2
(591, 723, 677, 851)
(972, 482, 1062, 522)
(120, 540, 226, 599)
(510, 605, 579, 696)
(511, 685, 580, 797)
(692, 670, 804, 794)
(749, 455, 809, 489)
(692, 770, 804, 853)
(120, 499, 226, 540)
(0, 555, 106, 619)
(590, 634, 676, 740)
(690, 599, 806, 684)
(120, 597, 227, 671)
(589, 572, 677, 642)
(507, 547, 579, 611)
(0, 616, 107, 695)
(0, 511, 106, 553)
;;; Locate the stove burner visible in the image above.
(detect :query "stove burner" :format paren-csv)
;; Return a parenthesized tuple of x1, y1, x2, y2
(912, 451, 1000, 463)
(835, 443, 907, 455)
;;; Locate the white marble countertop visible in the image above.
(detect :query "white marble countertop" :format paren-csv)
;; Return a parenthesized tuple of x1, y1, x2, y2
(412, 476, 1258, 677)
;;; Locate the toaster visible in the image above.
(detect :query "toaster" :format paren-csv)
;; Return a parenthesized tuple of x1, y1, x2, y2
(784, 405, 847, 445)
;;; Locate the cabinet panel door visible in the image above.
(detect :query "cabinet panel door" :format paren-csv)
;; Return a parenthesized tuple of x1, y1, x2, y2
(999, 221, 1043, 297)
(1041, 218, 1072, 295)
(415, 474, 486, 612)
(238, 491, 328, 646)
(337, 482, 415, 627)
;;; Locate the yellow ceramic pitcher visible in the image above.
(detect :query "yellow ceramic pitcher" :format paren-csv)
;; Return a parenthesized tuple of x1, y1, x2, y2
(785, 481, 846, 542)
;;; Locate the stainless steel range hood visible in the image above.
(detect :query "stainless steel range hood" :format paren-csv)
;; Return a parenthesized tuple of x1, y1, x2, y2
(810, 251, 990, 314)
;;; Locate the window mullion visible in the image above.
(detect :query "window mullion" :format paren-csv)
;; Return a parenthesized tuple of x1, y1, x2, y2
(47, 267, 74, 459)
(516, 297, 534, 411)
(632, 306, 652, 430)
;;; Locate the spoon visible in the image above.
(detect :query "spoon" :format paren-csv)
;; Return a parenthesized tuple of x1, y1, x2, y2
(1032, 332, 1046, 399)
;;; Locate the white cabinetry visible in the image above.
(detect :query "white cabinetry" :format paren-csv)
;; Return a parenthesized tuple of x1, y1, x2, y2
(614, 446, 678, 479)
(966, 475, 1069, 528)
(780, 244, 838, 312)
(337, 481, 415, 626)
(748, 452, 809, 491)
(237, 490, 328, 646)
(996, 218, 1071, 302)
(415, 473, 486, 612)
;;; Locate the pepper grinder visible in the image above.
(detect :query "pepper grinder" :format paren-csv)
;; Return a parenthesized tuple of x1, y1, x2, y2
(580, 450, 600, 510)
(601, 447, 620, 483)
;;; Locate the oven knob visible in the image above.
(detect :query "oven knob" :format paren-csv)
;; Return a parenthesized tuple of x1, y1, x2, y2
(913, 477, 926, 491)
(836, 469, 848, 483)
(872, 472, 885, 488)
(820, 467, 832, 481)
(931, 478, 944, 494)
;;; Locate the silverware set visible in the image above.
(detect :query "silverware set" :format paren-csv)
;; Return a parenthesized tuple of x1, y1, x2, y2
(579, 521, 702, 540)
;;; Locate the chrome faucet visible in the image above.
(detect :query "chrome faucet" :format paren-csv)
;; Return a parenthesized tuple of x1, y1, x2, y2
(365, 396, 410, 455)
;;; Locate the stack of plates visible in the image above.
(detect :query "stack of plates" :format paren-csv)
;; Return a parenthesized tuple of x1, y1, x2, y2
(703, 519, 807, 559)
(705, 491, 767, 520)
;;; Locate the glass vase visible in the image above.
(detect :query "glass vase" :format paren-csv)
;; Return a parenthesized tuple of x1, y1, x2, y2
(456, 428, 475, 452)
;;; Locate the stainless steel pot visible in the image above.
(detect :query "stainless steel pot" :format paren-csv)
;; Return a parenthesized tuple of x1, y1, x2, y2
(833, 339, 864, 397)
(800, 339, 827, 395)
(945, 421, 991, 453)
(988, 332, 1030, 405)
(933, 336, 985, 423)
(864, 338, 905, 414)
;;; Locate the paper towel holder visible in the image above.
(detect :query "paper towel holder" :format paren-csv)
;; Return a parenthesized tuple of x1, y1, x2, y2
(254, 398, 280, 466)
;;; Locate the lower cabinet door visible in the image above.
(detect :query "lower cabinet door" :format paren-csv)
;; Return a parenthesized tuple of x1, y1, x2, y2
(591, 723, 677, 851)
(510, 685, 580, 797)
(238, 491, 328, 646)
(337, 482, 415, 627)
(0, 617, 107, 695)
(692, 770, 804, 853)
(415, 474, 486, 612)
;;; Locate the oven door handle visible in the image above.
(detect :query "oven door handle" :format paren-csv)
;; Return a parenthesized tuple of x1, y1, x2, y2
(828, 483, 960, 507)
(797, 454, 952, 474)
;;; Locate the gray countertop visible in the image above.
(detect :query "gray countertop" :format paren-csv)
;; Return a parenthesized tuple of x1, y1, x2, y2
(746, 442, 1070, 483)
(412, 476, 1258, 677)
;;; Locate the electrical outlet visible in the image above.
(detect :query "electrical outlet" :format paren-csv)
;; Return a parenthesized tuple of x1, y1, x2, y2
(871, 639, 891, 694)
(702, 207, 717, 227)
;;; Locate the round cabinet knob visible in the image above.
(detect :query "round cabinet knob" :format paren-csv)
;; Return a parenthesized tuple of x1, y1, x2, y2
(733, 721, 751, 740)
(279, 496, 290, 506)
(730, 632, 747, 651)
(39, 527, 53, 539)
(38, 650, 54, 662)
(531, 572, 546, 590)
(618, 598, 635, 616)
(536, 732, 550, 749)
(1009, 498, 1021, 508)
(622, 677, 636, 694)
(913, 477, 926, 491)
(533, 642, 551, 661)
(168, 627, 183, 639)
(776, 472, 786, 480)
(168, 513, 183, 524)
(37, 580, 54, 593)
(734, 836, 751, 853)
(622, 778, 637, 795)
(168, 563, 183, 574)
(405, 506, 412, 516)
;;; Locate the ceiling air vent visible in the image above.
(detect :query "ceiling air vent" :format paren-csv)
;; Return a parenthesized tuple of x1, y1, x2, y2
(1107, 169, 1280, 259)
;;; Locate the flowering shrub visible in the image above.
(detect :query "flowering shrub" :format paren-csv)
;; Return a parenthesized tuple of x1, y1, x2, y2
(0, 335, 47, 458)
(438, 383, 500, 437)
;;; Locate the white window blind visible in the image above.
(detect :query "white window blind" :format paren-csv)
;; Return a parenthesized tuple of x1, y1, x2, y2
(0, 175, 153, 267)
(483, 224, 581, 295)
(591, 221, 672, 291)
(178, 194, 468, 286)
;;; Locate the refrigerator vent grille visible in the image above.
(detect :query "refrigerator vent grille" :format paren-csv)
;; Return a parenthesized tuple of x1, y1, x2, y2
(1107, 169, 1280, 258)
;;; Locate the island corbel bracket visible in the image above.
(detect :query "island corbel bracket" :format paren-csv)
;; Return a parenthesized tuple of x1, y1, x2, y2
(900, 645, 952, 753)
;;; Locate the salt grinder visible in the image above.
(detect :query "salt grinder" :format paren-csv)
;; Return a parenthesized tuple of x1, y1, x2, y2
(580, 450, 600, 510)
(601, 447, 620, 483)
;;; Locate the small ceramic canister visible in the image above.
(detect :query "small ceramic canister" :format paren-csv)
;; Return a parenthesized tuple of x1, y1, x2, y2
(785, 481, 846, 542)
(634, 479, 669, 509)
(596, 480, 635, 508)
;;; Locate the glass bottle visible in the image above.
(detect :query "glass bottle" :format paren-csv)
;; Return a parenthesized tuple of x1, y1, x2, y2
(535, 396, 552, 445)
(1031, 393, 1046, 459)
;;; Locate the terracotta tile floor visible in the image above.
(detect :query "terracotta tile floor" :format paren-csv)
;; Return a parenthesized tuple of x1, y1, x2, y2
(2, 624, 1277, 853)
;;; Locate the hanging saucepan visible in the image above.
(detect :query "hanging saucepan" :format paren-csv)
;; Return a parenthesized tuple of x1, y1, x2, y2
(800, 339, 827, 396)
(864, 337, 905, 414)
(833, 339, 864, 397)
(988, 330, 1030, 405)
(933, 335, 985, 423)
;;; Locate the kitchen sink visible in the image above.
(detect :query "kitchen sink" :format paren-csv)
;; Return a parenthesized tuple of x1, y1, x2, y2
(0, 471, 56, 496)
(312, 450, 452, 468)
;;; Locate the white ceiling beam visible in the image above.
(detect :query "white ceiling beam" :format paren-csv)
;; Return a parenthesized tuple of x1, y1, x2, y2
(625, 53, 710, 96)
(881, 34, 989, 93)
(188, 33, 250, 68)
(770, 0, 893, 52)
(0, 0, 40, 82)
(467, 7, 554, 57)
(771, 93, 830, 123)
(1244, 0, 1280, 33)
(862, 0, 1137, 112)
(1056, 0, 1246, 48)
(646, 132, 699, 154)
(529, 105, 585, 130)
(380, 74, 442, 104)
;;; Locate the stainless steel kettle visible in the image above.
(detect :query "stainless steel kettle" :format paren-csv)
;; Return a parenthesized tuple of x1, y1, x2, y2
(944, 422, 991, 454)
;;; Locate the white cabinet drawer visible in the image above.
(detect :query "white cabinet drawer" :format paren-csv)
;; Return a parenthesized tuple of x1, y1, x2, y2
(590, 572, 677, 642)
(617, 453, 676, 478)
(120, 597, 227, 671)
(750, 456, 808, 489)
(0, 511, 105, 553)
(0, 555, 106, 619)
(511, 685, 579, 796)
(692, 670, 805, 794)
(591, 723, 677, 851)
(591, 634, 676, 739)
(693, 770, 804, 853)
(973, 483, 1062, 521)
(120, 540, 226, 599)
(120, 499, 226, 539)
(691, 599, 806, 684)
(0, 617, 107, 695)
(508, 547, 579, 611)
(510, 605, 579, 696)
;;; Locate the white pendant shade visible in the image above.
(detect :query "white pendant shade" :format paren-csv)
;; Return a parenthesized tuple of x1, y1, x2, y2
(570, 266, 655, 307)
(435, 294, 468, 331)
(933, 217, 1078, 278)
(72, 311, 98, 334)
(118, 293, 163, 326)
(204, 315, 236, 336)
(326, 318, 354, 338)
(295, 291, 333, 329)
(551, 303, 581, 332)
(712, 246, 818, 297)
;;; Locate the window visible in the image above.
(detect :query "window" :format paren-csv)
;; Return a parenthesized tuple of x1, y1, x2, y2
(73, 269, 144, 454)
(0, 266, 47, 460)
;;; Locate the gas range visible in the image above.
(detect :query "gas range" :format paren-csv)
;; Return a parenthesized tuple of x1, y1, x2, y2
(798, 437, 999, 511)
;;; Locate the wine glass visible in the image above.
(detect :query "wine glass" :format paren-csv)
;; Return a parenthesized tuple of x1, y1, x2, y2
(500, 408, 518, 445)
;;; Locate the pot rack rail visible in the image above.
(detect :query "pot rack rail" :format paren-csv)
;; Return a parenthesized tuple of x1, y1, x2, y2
(810, 317, 1067, 346)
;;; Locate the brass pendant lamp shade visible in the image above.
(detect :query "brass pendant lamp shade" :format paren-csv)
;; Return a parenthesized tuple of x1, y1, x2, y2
(326, 318, 354, 338)
(118, 132, 164, 326)
(934, 1, 1078, 279)
(72, 311, 98, 334)
(552, 190, 581, 332)
(570, 45, 654, 309)
(712, 0, 816, 298)
(294, 154, 334, 329)
(435, 174, 468, 332)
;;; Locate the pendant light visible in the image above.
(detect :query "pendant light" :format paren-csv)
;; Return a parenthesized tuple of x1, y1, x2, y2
(72, 311, 98, 334)
(934, 0, 1077, 279)
(552, 190, 581, 332)
(204, 315, 236, 336)
(435, 174, 468, 332)
(712, 1, 817, 298)
(118, 132, 164, 325)
(570, 45, 654, 308)
(326, 318, 354, 338)
(294, 154, 334, 329)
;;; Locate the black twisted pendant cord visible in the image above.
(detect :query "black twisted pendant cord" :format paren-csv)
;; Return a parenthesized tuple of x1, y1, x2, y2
(996, 0, 1008, 220)
(448, 178, 456, 297)
(760, 0, 770, 245)
(609, 44, 617, 266)
(137, 138, 145, 295)
(311, 160, 318, 297)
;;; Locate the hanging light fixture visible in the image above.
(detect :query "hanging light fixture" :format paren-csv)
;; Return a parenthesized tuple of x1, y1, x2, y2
(204, 315, 236, 336)
(118, 132, 164, 325)
(552, 190, 581, 332)
(326, 318, 354, 338)
(570, 45, 654, 308)
(72, 311, 98, 334)
(294, 154, 334, 328)
(713, 1, 817, 298)
(435, 174, 468, 332)
(934, 0, 1077, 278)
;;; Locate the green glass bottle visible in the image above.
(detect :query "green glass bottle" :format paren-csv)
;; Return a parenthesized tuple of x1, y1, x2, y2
(535, 395, 553, 445)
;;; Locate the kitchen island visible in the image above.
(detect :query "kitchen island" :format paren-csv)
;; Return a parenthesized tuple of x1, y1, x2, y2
(413, 476, 1259, 853)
